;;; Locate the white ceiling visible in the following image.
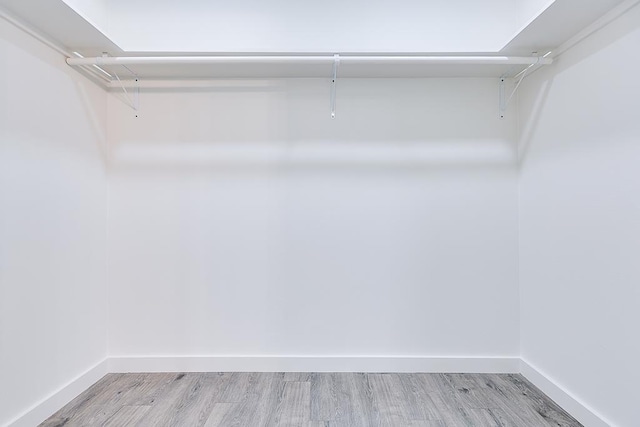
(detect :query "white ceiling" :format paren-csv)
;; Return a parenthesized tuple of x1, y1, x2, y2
(104, 0, 521, 53)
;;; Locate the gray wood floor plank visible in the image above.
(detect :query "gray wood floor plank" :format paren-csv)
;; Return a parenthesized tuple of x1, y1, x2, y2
(135, 373, 198, 427)
(350, 373, 380, 427)
(428, 390, 476, 427)
(328, 373, 355, 425)
(332, 373, 363, 425)
(310, 373, 337, 421)
(406, 374, 452, 421)
(102, 405, 150, 427)
(250, 373, 288, 426)
(482, 374, 569, 426)
(483, 407, 528, 427)
(157, 373, 229, 426)
(38, 416, 72, 427)
(409, 373, 442, 394)
(216, 373, 284, 427)
(208, 398, 252, 426)
(442, 374, 501, 410)
(40, 372, 583, 427)
(273, 381, 311, 426)
(203, 402, 236, 427)
(119, 373, 182, 407)
(443, 373, 484, 392)
(368, 373, 414, 426)
(321, 373, 380, 427)
(210, 373, 282, 426)
(284, 372, 312, 382)
(217, 372, 255, 403)
(393, 373, 439, 421)
(62, 374, 181, 426)
(404, 420, 447, 427)
(466, 408, 504, 427)
(69, 405, 123, 426)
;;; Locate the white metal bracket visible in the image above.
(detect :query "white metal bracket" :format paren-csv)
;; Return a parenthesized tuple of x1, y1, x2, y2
(499, 78, 506, 119)
(106, 52, 140, 116)
(113, 72, 139, 114)
(102, 52, 140, 117)
(499, 56, 541, 118)
(330, 54, 340, 119)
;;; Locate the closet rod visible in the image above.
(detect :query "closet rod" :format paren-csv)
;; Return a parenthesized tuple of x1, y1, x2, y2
(66, 55, 553, 67)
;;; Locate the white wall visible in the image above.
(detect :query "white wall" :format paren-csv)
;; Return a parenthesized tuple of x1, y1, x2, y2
(107, 78, 520, 358)
(106, 0, 521, 53)
(518, 5, 640, 427)
(0, 17, 108, 426)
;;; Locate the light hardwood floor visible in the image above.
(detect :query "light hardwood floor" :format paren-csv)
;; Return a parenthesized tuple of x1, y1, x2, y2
(40, 372, 582, 426)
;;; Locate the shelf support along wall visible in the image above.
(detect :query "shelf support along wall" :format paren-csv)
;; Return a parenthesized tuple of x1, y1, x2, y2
(101, 52, 141, 115)
(112, 72, 139, 113)
(498, 55, 545, 118)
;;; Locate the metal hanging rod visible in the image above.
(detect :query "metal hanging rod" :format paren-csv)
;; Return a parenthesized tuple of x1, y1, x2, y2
(66, 55, 553, 67)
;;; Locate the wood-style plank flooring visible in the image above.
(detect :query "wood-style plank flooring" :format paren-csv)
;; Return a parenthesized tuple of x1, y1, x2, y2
(40, 372, 582, 426)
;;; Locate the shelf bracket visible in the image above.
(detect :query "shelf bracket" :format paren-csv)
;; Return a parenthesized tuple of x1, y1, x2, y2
(106, 52, 140, 115)
(499, 78, 506, 119)
(330, 54, 340, 119)
(499, 56, 541, 118)
(113, 72, 139, 113)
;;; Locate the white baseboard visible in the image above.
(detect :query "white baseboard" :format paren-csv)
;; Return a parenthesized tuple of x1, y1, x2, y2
(520, 359, 613, 427)
(108, 355, 520, 374)
(6, 359, 108, 427)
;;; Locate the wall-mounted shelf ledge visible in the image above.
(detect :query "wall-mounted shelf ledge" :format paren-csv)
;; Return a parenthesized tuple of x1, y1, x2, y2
(66, 54, 552, 80)
(67, 55, 553, 67)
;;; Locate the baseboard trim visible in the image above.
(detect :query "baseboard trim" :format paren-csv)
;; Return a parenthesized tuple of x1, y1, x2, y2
(108, 355, 520, 374)
(520, 359, 613, 427)
(5, 359, 108, 427)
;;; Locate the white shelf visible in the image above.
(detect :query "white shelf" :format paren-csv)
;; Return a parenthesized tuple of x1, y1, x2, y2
(67, 55, 552, 80)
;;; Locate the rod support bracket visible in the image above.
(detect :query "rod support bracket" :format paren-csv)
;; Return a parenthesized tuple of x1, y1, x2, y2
(113, 72, 140, 114)
(499, 56, 542, 118)
(330, 54, 340, 119)
(499, 78, 506, 119)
